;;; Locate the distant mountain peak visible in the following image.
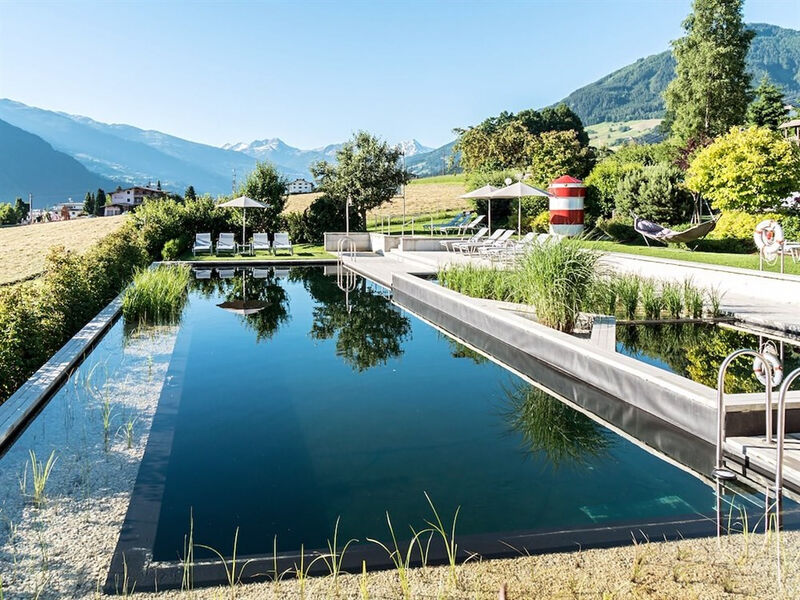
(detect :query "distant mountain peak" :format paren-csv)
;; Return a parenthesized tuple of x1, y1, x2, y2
(397, 139, 433, 157)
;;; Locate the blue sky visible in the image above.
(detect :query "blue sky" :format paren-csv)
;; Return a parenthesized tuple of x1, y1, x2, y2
(1, 0, 797, 149)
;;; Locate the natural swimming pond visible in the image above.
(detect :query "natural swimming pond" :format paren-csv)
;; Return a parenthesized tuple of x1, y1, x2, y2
(97, 265, 752, 588)
(616, 322, 800, 393)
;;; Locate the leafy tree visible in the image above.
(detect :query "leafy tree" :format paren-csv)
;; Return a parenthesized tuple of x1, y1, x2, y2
(83, 192, 95, 216)
(585, 160, 643, 218)
(686, 126, 800, 212)
(13, 197, 29, 222)
(239, 161, 288, 236)
(310, 131, 409, 229)
(95, 189, 107, 216)
(747, 76, 788, 130)
(527, 129, 595, 187)
(615, 163, 693, 224)
(0, 203, 17, 225)
(303, 194, 345, 244)
(663, 0, 754, 144)
(184, 185, 197, 201)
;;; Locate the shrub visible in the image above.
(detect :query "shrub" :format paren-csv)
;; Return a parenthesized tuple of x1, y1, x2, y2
(686, 126, 800, 212)
(0, 224, 148, 403)
(162, 236, 187, 261)
(616, 275, 640, 319)
(595, 217, 644, 244)
(531, 210, 551, 233)
(304, 194, 346, 244)
(640, 280, 663, 319)
(283, 211, 311, 244)
(703, 210, 800, 253)
(615, 163, 693, 225)
(516, 240, 599, 332)
(122, 265, 191, 326)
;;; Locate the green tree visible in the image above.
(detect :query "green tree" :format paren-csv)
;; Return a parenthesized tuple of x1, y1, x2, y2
(239, 161, 288, 236)
(13, 197, 29, 223)
(663, 0, 754, 144)
(184, 185, 197, 201)
(747, 76, 788, 130)
(527, 129, 595, 187)
(310, 131, 409, 229)
(616, 163, 693, 224)
(156, 179, 162, 191)
(0, 203, 17, 225)
(95, 189, 107, 216)
(686, 126, 800, 212)
(83, 192, 95, 216)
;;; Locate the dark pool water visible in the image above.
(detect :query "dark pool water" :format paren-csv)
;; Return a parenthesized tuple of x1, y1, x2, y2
(131, 267, 718, 561)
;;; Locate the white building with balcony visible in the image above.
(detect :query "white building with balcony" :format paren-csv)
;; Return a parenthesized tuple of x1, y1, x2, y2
(104, 186, 166, 216)
(287, 178, 315, 195)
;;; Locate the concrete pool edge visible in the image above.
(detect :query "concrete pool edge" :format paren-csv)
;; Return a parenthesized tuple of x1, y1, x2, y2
(390, 273, 795, 445)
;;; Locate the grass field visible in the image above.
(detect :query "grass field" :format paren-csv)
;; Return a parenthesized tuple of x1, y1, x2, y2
(0, 216, 126, 286)
(182, 244, 333, 261)
(408, 173, 466, 185)
(284, 179, 469, 220)
(587, 240, 800, 275)
(586, 118, 662, 148)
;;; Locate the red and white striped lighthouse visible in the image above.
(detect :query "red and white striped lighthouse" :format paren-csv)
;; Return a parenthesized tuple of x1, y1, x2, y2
(548, 175, 585, 236)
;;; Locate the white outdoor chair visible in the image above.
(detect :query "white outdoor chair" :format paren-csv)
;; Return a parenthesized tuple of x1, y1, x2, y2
(442, 227, 488, 252)
(272, 231, 293, 255)
(216, 233, 236, 254)
(192, 233, 212, 256)
(474, 229, 515, 255)
(457, 214, 486, 235)
(252, 233, 270, 254)
(455, 228, 506, 254)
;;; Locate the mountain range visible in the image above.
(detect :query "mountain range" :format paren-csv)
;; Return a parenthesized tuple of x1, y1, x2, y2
(559, 23, 800, 125)
(1, 22, 796, 203)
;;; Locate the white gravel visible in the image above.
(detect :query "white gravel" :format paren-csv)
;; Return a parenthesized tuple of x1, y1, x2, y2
(0, 323, 177, 599)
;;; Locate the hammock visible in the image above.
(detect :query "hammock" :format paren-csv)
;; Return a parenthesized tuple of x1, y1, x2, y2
(633, 215, 718, 246)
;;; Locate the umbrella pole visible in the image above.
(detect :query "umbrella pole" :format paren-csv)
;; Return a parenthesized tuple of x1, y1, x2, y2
(488, 200, 492, 235)
(518, 198, 521, 238)
(242, 208, 246, 247)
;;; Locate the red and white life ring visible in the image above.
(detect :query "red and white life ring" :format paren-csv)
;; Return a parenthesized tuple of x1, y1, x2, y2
(753, 345, 783, 388)
(753, 219, 784, 259)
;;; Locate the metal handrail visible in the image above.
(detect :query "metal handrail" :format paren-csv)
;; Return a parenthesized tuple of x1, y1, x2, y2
(714, 349, 772, 480)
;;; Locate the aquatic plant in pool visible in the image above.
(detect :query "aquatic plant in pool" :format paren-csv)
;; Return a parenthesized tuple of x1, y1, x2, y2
(103, 265, 736, 589)
(122, 265, 191, 325)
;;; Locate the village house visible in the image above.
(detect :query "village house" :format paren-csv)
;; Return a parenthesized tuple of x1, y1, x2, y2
(286, 178, 315, 194)
(103, 186, 167, 216)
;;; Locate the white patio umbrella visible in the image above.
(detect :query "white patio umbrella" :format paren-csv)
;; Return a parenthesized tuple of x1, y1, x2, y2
(459, 185, 498, 233)
(489, 182, 551, 237)
(217, 196, 270, 244)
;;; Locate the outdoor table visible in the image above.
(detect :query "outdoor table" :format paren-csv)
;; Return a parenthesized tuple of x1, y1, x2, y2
(236, 242, 253, 256)
(784, 242, 800, 263)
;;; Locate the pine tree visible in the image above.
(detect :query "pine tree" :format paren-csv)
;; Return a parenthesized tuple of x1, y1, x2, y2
(156, 179, 162, 191)
(664, 0, 754, 144)
(83, 191, 95, 216)
(95, 188, 107, 216)
(747, 77, 788, 130)
(184, 185, 197, 201)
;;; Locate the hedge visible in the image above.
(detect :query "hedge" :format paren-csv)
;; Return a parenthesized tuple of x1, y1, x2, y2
(0, 224, 148, 403)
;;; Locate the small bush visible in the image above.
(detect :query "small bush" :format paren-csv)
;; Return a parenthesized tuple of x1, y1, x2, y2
(122, 265, 191, 326)
(162, 235, 190, 261)
(596, 217, 644, 244)
(661, 281, 683, 318)
(640, 280, 663, 319)
(283, 211, 311, 244)
(531, 210, 551, 233)
(616, 275, 640, 319)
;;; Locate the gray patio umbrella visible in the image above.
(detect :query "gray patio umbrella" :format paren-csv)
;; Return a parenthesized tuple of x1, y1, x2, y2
(217, 196, 269, 244)
(489, 182, 551, 237)
(459, 185, 498, 233)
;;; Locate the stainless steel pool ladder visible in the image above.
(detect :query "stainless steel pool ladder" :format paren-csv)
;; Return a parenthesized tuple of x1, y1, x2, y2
(714, 349, 773, 481)
(337, 236, 356, 263)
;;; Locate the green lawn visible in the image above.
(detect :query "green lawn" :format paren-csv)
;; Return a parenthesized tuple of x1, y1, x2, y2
(408, 173, 466, 186)
(180, 244, 334, 261)
(586, 240, 800, 276)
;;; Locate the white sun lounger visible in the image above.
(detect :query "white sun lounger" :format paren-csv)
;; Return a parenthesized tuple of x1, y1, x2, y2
(441, 227, 488, 252)
(272, 231, 293, 255)
(252, 233, 271, 253)
(456, 214, 486, 235)
(455, 228, 507, 254)
(192, 233, 212, 256)
(216, 233, 236, 254)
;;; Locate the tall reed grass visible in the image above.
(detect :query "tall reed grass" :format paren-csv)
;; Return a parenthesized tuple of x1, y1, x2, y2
(122, 265, 191, 325)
